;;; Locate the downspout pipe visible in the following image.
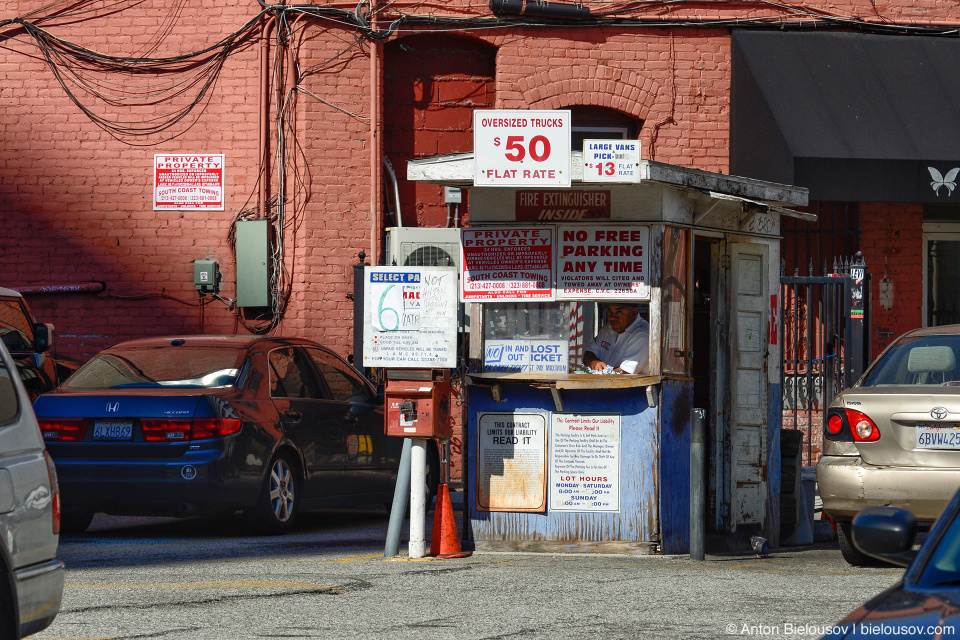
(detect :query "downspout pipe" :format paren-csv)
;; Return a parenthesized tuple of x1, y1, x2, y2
(370, 38, 382, 264)
(259, 13, 276, 219)
(382, 156, 403, 228)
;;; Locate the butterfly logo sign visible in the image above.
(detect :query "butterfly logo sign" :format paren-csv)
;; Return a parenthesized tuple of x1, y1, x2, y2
(928, 166, 960, 196)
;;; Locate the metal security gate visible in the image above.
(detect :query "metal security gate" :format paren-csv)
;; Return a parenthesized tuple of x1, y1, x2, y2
(780, 253, 870, 464)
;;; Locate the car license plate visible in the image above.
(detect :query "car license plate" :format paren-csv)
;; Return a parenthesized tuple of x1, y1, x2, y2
(916, 423, 960, 449)
(93, 420, 133, 441)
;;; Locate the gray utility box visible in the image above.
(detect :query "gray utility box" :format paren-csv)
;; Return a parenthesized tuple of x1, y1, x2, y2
(235, 220, 270, 308)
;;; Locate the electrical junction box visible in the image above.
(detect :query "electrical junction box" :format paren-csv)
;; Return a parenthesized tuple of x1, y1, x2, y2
(235, 220, 270, 308)
(194, 259, 220, 294)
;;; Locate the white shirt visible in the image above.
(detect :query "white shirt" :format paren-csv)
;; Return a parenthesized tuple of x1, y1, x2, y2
(586, 315, 649, 374)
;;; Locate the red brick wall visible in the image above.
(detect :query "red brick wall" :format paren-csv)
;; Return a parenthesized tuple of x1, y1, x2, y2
(859, 203, 925, 355)
(384, 35, 496, 228)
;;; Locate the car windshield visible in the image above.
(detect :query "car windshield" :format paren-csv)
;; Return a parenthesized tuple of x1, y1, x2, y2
(0, 298, 34, 352)
(861, 335, 960, 387)
(63, 346, 244, 389)
(917, 507, 960, 588)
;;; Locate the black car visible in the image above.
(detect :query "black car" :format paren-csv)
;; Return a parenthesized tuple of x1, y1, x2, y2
(824, 489, 960, 638)
(0, 286, 72, 401)
(33, 335, 438, 534)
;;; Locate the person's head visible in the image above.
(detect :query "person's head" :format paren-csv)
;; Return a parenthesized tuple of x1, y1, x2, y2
(604, 303, 639, 334)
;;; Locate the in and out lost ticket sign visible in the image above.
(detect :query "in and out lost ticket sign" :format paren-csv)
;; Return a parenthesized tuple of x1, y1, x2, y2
(154, 154, 225, 211)
(461, 227, 554, 302)
(473, 110, 571, 187)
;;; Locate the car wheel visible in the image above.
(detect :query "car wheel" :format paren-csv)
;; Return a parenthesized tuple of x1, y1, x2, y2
(60, 510, 94, 535)
(0, 561, 17, 640)
(246, 453, 299, 535)
(838, 521, 870, 566)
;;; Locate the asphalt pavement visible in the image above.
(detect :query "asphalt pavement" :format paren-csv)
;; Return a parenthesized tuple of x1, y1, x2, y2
(37, 492, 902, 640)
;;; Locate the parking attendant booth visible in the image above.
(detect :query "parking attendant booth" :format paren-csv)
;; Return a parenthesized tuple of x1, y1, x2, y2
(407, 150, 809, 554)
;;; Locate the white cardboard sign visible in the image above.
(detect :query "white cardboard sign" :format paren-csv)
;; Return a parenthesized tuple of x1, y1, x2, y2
(550, 413, 621, 512)
(362, 267, 458, 368)
(473, 110, 571, 187)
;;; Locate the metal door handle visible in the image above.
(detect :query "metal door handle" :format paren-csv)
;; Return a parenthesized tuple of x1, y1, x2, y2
(284, 410, 302, 422)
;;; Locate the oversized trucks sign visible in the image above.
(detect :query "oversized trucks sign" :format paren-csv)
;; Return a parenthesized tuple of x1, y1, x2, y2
(473, 110, 571, 187)
(154, 154, 224, 211)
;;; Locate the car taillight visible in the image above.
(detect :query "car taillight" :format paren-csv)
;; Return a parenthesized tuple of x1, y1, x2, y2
(827, 414, 844, 435)
(38, 418, 88, 441)
(140, 419, 190, 442)
(846, 409, 880, 442)
(191, 418, 242, 439)
(141, 418, 241, 441)
(43, 451, 60, 535)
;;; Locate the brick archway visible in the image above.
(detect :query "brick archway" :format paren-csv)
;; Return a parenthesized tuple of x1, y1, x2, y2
(512, 64, 658, 121)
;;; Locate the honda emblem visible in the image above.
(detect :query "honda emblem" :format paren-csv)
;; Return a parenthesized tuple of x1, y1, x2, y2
(105, 402, 120, 413)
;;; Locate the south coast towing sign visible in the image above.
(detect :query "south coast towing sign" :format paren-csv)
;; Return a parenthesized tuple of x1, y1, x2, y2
(154, 154, 224, 211)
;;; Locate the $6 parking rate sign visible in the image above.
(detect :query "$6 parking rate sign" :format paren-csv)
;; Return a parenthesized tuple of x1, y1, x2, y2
(473, 110, 571, 187)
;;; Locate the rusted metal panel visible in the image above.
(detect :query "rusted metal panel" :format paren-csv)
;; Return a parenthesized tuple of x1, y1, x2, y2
(465, 383, 669, 549)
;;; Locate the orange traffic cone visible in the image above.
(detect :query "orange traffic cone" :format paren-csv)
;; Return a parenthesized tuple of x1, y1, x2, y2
(429, 483, 472, 558)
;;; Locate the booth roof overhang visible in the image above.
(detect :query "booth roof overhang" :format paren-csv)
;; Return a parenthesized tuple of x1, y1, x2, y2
(731, 30, 960, 204)
(407, 153, 812, 221)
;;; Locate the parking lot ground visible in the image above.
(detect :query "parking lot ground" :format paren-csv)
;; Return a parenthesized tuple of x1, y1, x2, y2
(39, 505, 903, 640)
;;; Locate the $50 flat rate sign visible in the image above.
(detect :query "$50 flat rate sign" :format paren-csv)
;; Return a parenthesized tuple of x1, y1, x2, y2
(473, 110, 571, 187)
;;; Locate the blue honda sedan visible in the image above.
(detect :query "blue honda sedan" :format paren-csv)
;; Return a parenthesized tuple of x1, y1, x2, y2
(33, 336, 432, 534)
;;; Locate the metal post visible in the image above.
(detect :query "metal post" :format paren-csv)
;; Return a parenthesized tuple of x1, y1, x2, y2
(384, 438, 412, 558)
(690, 408, 706, 561)
(409, 438, 428, 558)
(848, 252, 867, 385)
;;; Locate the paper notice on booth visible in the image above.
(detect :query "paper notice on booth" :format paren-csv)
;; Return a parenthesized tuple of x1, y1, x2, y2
(550, 413, 621, 512)
(477, 412, 547, 512)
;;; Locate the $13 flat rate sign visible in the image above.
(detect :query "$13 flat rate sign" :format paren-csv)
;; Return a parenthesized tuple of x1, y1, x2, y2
(473, 110, 571, 187)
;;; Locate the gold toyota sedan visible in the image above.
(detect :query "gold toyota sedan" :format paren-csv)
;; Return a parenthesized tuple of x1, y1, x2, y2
(819, 325, 960, 565)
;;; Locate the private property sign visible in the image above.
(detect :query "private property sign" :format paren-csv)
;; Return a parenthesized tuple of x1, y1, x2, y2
(473, 110, 571, 187)
(460, 227, 554, 302)
(154, 154, 224, 211)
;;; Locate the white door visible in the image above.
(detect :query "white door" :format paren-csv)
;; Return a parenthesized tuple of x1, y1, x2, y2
(729, 243, 769, 526)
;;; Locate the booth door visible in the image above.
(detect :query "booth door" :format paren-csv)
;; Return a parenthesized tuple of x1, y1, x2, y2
(729, 243, 769, 527)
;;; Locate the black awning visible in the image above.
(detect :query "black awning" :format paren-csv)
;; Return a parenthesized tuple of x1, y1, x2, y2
(731, 30, 960, 203)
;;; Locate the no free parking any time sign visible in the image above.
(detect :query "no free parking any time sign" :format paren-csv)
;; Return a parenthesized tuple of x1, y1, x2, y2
(473, 110, 571, 188)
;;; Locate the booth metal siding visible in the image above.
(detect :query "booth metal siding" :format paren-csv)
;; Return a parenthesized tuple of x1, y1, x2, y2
(466, 381, 692, 553)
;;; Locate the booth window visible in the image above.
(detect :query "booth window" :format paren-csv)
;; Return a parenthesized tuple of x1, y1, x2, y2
(483, 302, 590, 373)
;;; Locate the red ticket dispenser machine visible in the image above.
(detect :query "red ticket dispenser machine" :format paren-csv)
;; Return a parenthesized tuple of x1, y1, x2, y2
(385, 369, 452, 438)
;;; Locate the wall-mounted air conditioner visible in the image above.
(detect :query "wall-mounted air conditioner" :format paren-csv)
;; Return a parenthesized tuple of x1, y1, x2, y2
(384, 226, 468, 333)
(385, 227, 461, 269)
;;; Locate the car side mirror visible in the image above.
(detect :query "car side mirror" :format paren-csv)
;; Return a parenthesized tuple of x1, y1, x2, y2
(33, 322, 54, 353)
(851, 506, 918, 568)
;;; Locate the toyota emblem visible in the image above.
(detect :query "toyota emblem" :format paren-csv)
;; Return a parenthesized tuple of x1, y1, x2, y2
(105, 402, 120, 413)
(931, 407, 949, 420)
